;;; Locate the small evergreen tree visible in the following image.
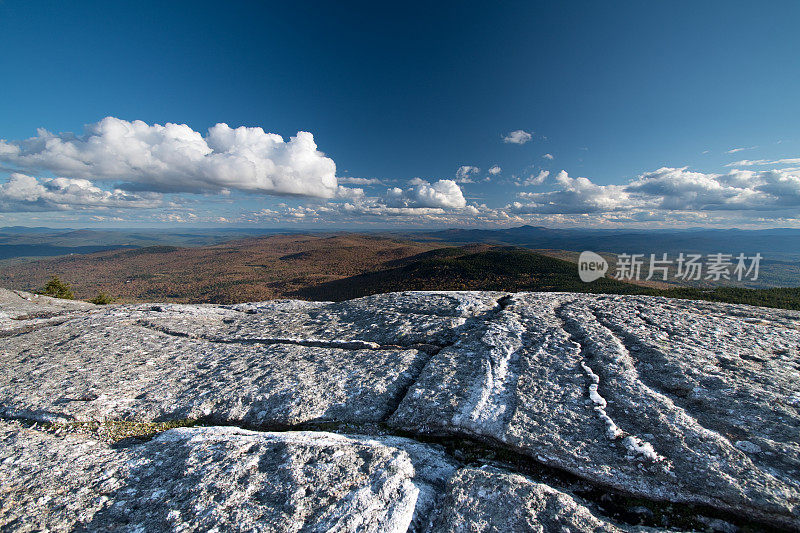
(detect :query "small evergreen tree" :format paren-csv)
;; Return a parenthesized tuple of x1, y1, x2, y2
(89, 292, 114, 305)
(37, 276, 74, 300)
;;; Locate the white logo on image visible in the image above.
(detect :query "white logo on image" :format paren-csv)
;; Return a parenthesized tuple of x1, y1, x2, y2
(578, 251, 608, 282)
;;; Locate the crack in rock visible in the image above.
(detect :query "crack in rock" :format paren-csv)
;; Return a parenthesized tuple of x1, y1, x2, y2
(555, 301, 666, 464)
(0, 316, 73, 338)
(136, 319, 449, 353)
(1, 290, 798, 531)
(2, 413, 782, 532)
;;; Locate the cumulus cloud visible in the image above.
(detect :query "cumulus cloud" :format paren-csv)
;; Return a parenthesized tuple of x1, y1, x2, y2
(502, 130, 532, 144)
(237, 165, 800, 229)
(155, 212, 199, 224)
(627, 167, 800, 210)
(488, 165, 502, 175)
(385, 178, 466, 209)
(333, 186, 365, 200)
(0, 117, 338, 197)
(509, 171, 632, 214)
(0, 173, 162, 212)
(542, 153, 554, 160)
(455, 165, 480, 183)
(514, 170, 549, 187)
(243, 194, 522, 228)
(508, 166, 800, 216)
(258, 179, 471, 223)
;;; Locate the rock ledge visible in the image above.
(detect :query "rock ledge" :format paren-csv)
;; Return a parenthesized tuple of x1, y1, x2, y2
(1, 290, 798, 531)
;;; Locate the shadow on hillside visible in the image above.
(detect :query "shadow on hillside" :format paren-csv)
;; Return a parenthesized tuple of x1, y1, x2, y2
(290, 247, 646, 302)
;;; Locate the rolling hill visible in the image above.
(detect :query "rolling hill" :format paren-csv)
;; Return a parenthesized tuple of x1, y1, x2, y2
(292, 246, 800, 310)
(0, 234, 441, 303)
(3, 232, 799, 310)
(292, 246, 645, 300)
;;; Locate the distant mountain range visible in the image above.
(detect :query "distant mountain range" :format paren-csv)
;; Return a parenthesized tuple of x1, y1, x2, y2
(411, 225, 800, 260)
(0, 227, 292, 260)
(4, 224, 800, 260)
(3, 233, 798, 311)
(0, 234, 440, 303)
(1, 226, 799, 297)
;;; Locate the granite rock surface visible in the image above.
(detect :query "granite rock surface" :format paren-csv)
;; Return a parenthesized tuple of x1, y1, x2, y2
(1, 289, 798, 531)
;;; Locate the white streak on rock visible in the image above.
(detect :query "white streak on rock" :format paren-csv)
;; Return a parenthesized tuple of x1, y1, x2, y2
(577, 339, 663, 462)
(622, 435, 665, 462)
(580, 361, 622, 439)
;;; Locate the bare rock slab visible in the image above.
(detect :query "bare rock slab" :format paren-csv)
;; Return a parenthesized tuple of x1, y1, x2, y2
(0, 288, 93, 337)
(389, 292, 800, 529)
(432, 466, 656, 533)
(0, 420, 458, 532)
(0, 292, 502, 426)
(1, 290, 799, 529)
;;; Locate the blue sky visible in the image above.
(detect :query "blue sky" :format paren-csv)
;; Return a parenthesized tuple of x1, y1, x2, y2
(1, 1, 799, 228)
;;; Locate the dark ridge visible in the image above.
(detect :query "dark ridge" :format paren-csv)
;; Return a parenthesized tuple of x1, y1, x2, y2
(291, 247, 649, 302)
(0, 244, 138, 260)
(292, 246, 800, 310)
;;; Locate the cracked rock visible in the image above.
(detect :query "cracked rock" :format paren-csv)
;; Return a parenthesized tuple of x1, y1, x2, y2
(389, 292, 800, 529)
(0, 420, 457, 532)
(431, 466, 656, 532)
(1, 290, 798, 530)
(0, 288, 93, 337)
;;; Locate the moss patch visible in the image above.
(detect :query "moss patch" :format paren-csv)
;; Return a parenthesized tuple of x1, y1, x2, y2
(42, 419, 197, 443)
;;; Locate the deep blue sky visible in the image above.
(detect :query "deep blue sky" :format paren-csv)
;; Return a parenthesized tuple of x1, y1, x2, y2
(1, 1, 799, 228)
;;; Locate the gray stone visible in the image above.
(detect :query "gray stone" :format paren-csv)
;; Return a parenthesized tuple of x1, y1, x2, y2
(0, 420, 662, 533)
(431, 466, 655, 532)
(1, 290, 798, 529)
(0, 288, 93, 337)
(0, 292, 502, 425)
(389, 292, 800, 529)
(0, 420, 458, 532)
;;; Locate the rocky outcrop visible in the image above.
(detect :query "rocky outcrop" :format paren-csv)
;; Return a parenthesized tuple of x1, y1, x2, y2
(0, 421, 457, 532)
(0, 287, 92, 337)
(391, 293, 800, 529)
(1, 290, 798, 531)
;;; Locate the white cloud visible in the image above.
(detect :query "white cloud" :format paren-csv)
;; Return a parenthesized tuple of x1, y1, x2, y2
(509, 171, 632, 214)
(542, 153, 554, 160)
(727, 146, 757, 154)
(155, 212, 200, 224)
(238, 198, 800, 229)
(514, 170, 549, 187)
(502, 130, 532, 144)
(509, 166, 800, 216)
(455, 165, 480, 183)
(255, 179, 470, 224)
(334, 186, 365, 199)
(0, 117, 338, 197)
(488, 165, 502, 175)
(626, 167, 800, 210)
(726, 157, 800, 167)
(0, 173, 162, 212)
(385, 178, 466, 209)
(338, 177, 384, 186)
(243, 194, 523, 228)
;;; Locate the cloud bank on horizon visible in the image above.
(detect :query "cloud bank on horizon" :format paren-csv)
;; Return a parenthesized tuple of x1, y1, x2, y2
(1, 117, 800, 228)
